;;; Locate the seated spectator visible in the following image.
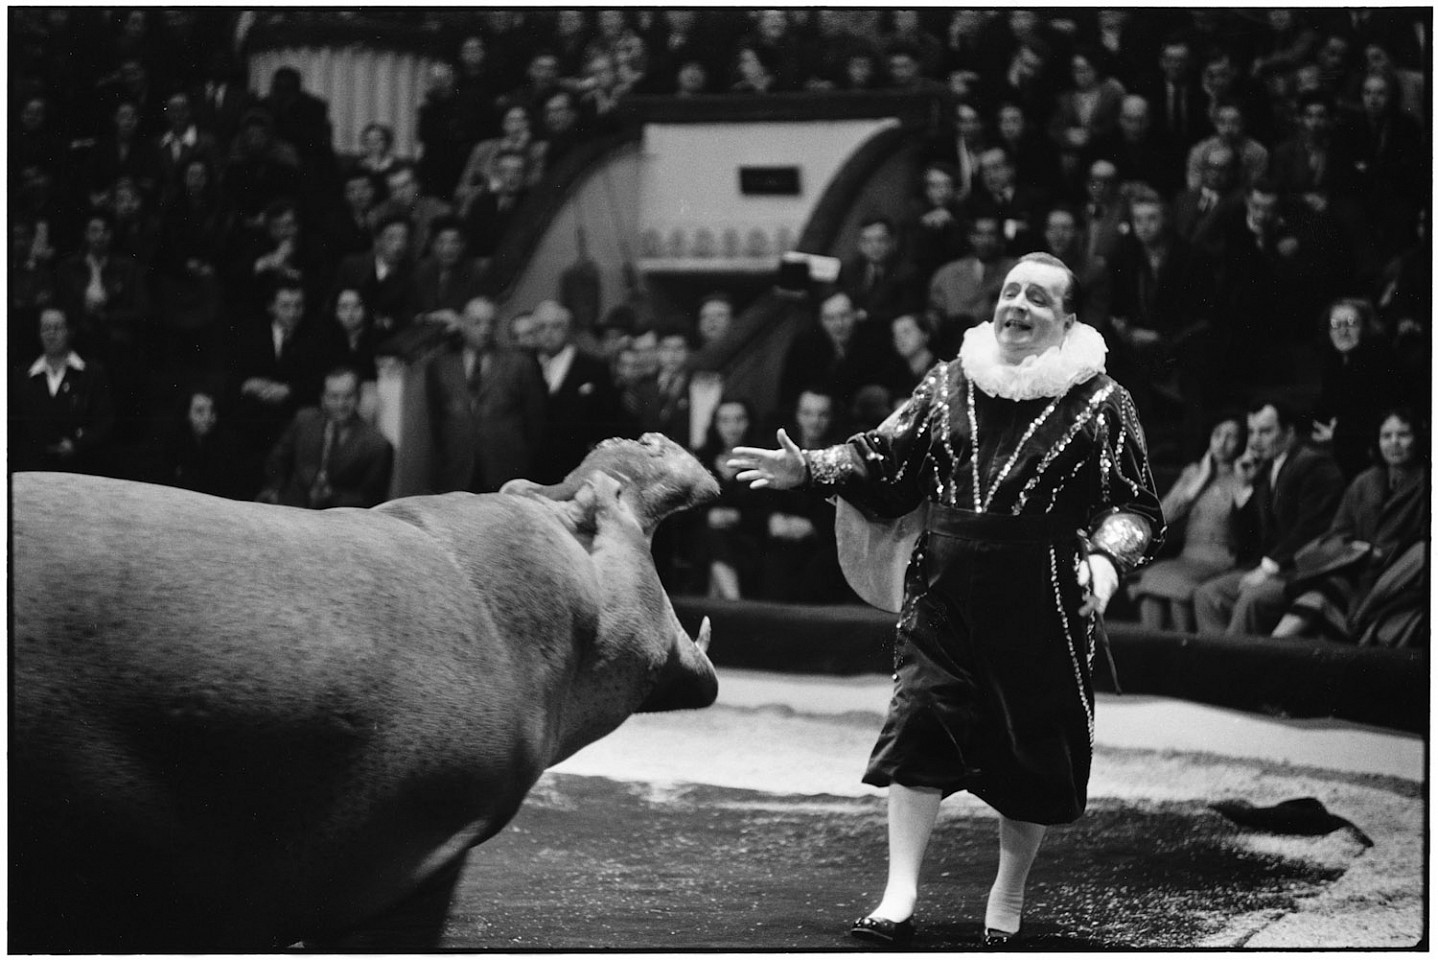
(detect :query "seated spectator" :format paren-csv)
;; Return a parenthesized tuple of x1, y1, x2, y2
(1193, 400, 1346, 636)
(1268, 91, 1346, 209)
(923, 97, 989, 203)
(1047, 45, 1127, 186)
(550, 9, 594, 79)
(453, 34, 504, 145)
(155, 387, 248, 499)
(1087, 94, 1185, 199)
(155, 91, 220, 195)
(691, 396, 768, 599)
(1105, 186, 1215, 449)
(1185, 100, 1270, 193)
(646, 10, 705, 95)
(637, 325, 696, 448)
(85, 98, 162, 208)
(153, 157, 230, 374)
(841, 216, 921, 324)
(994, 101, 1066, 205)
(1079, 158, 1128, 269)
(1197, 46, 1272, 143)
(1140, 35, 1208, 148)
(258, 365, 393, 509)
(509, 309, 539, 352)
(539, 90, 586, 169)
(970, 145, 1043, 254)
(738, 10, 801, 91)
(500, 49, 565, 121)
(454, 105, 547, 215)
(883, 10, 945, 78)
(759, 387, 858, 604)
(224, 109, 302, 225)
(9, 217, 58, 362)
(530, 299, 624, 483)
(673, 59, 712, 96)
(108, 177, 160, 272)
(1039, 203, 1109, 328)
(355, 122, 400, 180)
(1308, 298, 1399, 481)
(371, 162, 452, 258)
(838, 45, 885, 91)
(229, 280, 333, 484)
(260, 66, 337, 185)
(1129, 414, 1246, 631)
(884, 42, 946, 94)
(880, 312, 940, 397)
(576, 51, 630, 131)
(427, 296, 546, 493)
(778, 289, 894, 414)
(1333, 68, 1425, 260)
(1210, 180, 1312, 382)
(408, 216, 486, 327)
(324, 287, 382, 420)
(928, 212, 1015, 346)
(729, 43, 783, 95)
(324, 167, 381, 258)
(12, 307, 116, 475)
(1272, 407, 1427, 646)
(460, 150, 530, 260)
(906, 161, 966, 282)
(53, 209, 149, 437)
(1170, 144, 1244, 258)
(416, 61, 472, 202)
(332, 213, 416, 336)
(224, 198, 328, 314)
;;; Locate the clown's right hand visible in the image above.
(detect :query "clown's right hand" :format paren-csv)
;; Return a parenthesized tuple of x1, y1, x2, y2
(728, 429, 807, 490)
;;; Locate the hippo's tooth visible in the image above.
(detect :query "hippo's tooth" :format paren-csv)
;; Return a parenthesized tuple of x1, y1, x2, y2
(696, 617, 712, 654)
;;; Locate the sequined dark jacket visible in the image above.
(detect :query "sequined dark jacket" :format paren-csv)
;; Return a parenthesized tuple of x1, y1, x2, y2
(807, 360, 1165, 576)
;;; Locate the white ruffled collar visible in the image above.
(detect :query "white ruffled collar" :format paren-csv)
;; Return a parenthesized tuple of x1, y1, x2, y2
(958, 321, 1106, 400)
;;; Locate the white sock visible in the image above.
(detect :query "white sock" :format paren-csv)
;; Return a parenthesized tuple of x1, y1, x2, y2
(985, 817, 1046, 934)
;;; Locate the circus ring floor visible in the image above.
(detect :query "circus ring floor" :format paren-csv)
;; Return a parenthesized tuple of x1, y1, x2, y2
(419, 668, 1423, 951)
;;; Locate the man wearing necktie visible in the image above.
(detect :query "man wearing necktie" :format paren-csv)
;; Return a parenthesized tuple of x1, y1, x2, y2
(258, 366, 394, 508)
(1193, 400, 1344, 635)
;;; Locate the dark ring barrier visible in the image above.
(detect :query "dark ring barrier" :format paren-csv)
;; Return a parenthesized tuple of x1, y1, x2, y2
(673, 597, 1426, 734)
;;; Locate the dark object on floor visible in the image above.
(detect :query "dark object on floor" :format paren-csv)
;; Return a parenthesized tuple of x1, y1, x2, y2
(984, 925, 1022, 947)
(850, 915, 915, 946)
(1210, 797, 1374, 847)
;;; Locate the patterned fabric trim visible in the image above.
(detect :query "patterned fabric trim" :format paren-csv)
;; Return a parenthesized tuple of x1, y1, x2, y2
(1090, 510, 1153, 573)
(805, 445, 859, 485)
(1049, 544, 1095, 747)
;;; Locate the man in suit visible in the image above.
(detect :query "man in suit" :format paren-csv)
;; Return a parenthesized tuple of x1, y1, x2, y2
(371, 162, 451, 259)
(1086, 94, 1184, 199)
(427, 296, 546, 493)
(778, 289, 896, 416)
(1141, 36, 1209, 149)
(408, 216, 486, 327)
(229, 279, 337, 489)
(840, 216, 921, 325)
(1171, 143, 1244, 258)
(968, 146, 1044, 256)
(155, 91, 220, 194)
(927, 212, 1015, 347)
(12, 307, 116, 474)
(260, 66, 335, 184)
(461, 149, 529, 261)
(1193, 400, 1346, 635)
(530, 299, 623, 483)
(53, 209, 149, 437)
(258, 365, 393, 508)
(331, 213, 416, 336)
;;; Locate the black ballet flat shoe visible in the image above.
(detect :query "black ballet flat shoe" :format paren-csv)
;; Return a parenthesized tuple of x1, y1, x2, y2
(850, 915, 915, 946)
(983, 926, 1021, 948)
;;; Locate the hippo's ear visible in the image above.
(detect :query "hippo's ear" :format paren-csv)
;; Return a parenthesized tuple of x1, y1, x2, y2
(500, 478, 548, 498)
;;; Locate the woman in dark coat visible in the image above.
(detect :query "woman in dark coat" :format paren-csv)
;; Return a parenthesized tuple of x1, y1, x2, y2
(1274, 407, 1426, 646)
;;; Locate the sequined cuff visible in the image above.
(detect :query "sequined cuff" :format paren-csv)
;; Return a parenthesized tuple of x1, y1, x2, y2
(1088, 510, 1152, 575)
(804, 445, 859, 487)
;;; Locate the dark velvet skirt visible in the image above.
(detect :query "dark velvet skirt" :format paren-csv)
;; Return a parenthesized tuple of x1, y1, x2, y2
(862, 506, 1095, 825)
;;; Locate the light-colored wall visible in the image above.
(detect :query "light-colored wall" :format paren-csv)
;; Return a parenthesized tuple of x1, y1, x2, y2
(638, 119, 899, 263)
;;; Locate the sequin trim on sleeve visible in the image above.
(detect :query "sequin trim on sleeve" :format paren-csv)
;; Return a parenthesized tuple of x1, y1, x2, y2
(1088, 509, 1153, 574)
(804, 445, 860, 485)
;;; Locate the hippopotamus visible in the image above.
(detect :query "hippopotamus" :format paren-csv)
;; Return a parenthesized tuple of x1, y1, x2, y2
(11, 433, 720, 952)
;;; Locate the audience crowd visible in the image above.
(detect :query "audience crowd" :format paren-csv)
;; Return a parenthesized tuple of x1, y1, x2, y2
(9, 9, 1429, 634)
